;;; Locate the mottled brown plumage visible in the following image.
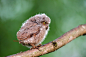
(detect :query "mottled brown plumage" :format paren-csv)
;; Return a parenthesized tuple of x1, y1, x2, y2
(17, 14, 51, 48)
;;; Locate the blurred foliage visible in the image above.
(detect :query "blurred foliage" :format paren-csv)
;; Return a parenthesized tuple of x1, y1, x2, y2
(0, 0, 86, 57)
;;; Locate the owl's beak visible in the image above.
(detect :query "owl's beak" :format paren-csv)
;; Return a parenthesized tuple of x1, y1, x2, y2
(45, 26, 48, 30)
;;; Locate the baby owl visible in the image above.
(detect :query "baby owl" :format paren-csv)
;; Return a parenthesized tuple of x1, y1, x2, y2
(17, 14, 51, 49)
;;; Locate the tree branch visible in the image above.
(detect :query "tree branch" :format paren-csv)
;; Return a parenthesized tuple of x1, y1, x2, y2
(7, 24, 86, 57)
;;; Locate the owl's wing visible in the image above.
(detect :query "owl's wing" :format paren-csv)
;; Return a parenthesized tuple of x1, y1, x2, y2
(17, 22, 41, 41)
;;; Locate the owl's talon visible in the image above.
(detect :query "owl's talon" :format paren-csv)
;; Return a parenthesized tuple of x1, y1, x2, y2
(30, 44, 42, 49)
(37, 44, 42, 47)
(30, 46, 38, 49)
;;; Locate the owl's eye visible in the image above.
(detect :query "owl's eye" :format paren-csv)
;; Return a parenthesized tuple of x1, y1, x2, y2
(42, 21, 47, 25)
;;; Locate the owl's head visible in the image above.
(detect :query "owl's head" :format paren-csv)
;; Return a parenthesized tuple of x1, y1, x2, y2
(29, 14, 51, 26)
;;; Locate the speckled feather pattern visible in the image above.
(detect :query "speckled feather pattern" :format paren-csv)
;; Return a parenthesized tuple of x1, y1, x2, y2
(17, 14, 51, 48)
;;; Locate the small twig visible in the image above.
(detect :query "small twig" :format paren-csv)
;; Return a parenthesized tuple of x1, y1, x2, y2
(7, 24, 86, 57)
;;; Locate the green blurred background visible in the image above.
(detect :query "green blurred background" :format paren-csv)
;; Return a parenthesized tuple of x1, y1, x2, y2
(0, 0, 86, 57)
